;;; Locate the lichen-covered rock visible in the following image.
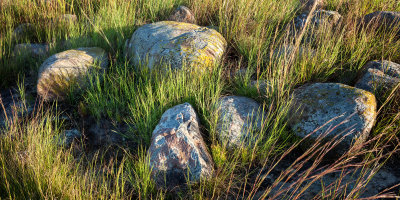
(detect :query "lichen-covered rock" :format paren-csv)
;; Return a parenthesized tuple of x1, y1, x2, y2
(216, 96, 264, 148)
(299, 0, 325, 12)
(290, 83, 377, 150)
(355, 60, 400, 95)
(294, 10, 342, 31)
(125, 21, 227, 70)
(168, 6, 196, 24)
(13, 43, 49, 58)
(363, 11, 400, 36)
(148, 103, 214, 189)
(37, 47, 108, 101)
(13, 23, 36, 41)
(265, 167, 400, 199)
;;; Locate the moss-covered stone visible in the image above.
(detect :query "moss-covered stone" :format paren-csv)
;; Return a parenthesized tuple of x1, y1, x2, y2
(37, 47, 108, 101)
(289, 83, 377, 153)
(125, 21, 227, 71)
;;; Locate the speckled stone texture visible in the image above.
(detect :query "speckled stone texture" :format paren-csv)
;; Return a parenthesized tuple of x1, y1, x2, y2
(168, 6, 196, 24)
(148, 103, 214, 189)
(289, 83, 377, 151)
(363, 11, 400, 36)
(37, 47, 108, 101)
(216, 96, 264, 148)
(294, 10, 342, 30)
(355, 60, 400, 95)
(125, 21, 227, 70)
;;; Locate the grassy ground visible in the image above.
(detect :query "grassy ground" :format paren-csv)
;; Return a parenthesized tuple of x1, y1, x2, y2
(1, 0, 400, 199)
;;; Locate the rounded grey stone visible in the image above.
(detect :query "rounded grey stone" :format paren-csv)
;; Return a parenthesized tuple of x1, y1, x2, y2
(289, 83, 377, 150)
(216, 96, 264, 148)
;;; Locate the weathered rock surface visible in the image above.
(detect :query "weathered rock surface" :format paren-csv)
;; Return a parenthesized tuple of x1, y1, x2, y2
(0, 89, 34, 129)
(299, 0, 325, 12)
(13, 43, 49, 58)
(148, 103, 213, 189)
(355, 60, 400, 95)
(37, 47, 108, 101)
(294, 10, 342, 31)
(251, 80, 273, 94)
(363, 11, 400, 36)
(125, 21, 227, 70)
(168, 6, 196, 24)
(289, 83, 377, 151)
(264, 167, 400, 199)
(13, 23, 36, 41)
(216, 96, 264, 148)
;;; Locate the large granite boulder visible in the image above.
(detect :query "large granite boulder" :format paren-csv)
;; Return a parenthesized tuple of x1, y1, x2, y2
(294, 10, 342, 31)
(363, 11, 400, 36)
(355, 60, 400, 95)
(262, 167, 400, 199)
(37, 47, 108, 101)
(125, 21, 227, 70)
(216, 96, 264, 148)
(289, 83, 377, 151)
(148, 103, 214, 189)
(168, 6, 196, 24)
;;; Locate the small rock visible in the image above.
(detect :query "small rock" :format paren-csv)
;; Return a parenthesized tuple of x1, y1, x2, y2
(125, 21, 227, 71)
(363, 11, 400, 36)
(294, 10, 342, 31)
(299, 0, 325, 12)
(13, 43, 49, 58)
(148, 103, 214, 189)
(37, 47, 108, 101)
(168, 6, 196, 24)
(216, 96, 264, 148)
(58, 129, 81, 147)
(289, 83, 377, 152)
(12, 23, 36, 41)
(355, 60, 400, 95)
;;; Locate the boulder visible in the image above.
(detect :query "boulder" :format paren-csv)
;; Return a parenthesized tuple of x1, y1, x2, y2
(216, 96, 264, 148)
(13, 43, 49, 58)
(363, 11, 400, 36)
(294, 10, 342, 31)
(148, 103, 214, 189)
(355, 60, 400, 95)
(289, 83, 377, 151)
(168, 6, 196, 24)
(299, 0, 325, 12)
(264, 167, 400, 199)
(125, 21, 227, 70)
(37, 47, 108, 101)
(12, 23, 36, 41)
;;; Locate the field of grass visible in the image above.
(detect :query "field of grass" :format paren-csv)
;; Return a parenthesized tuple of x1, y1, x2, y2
(1, 0, 400, 199)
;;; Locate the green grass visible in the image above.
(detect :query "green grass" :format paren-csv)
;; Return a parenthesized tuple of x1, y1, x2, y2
(1, 0, 400, 199)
